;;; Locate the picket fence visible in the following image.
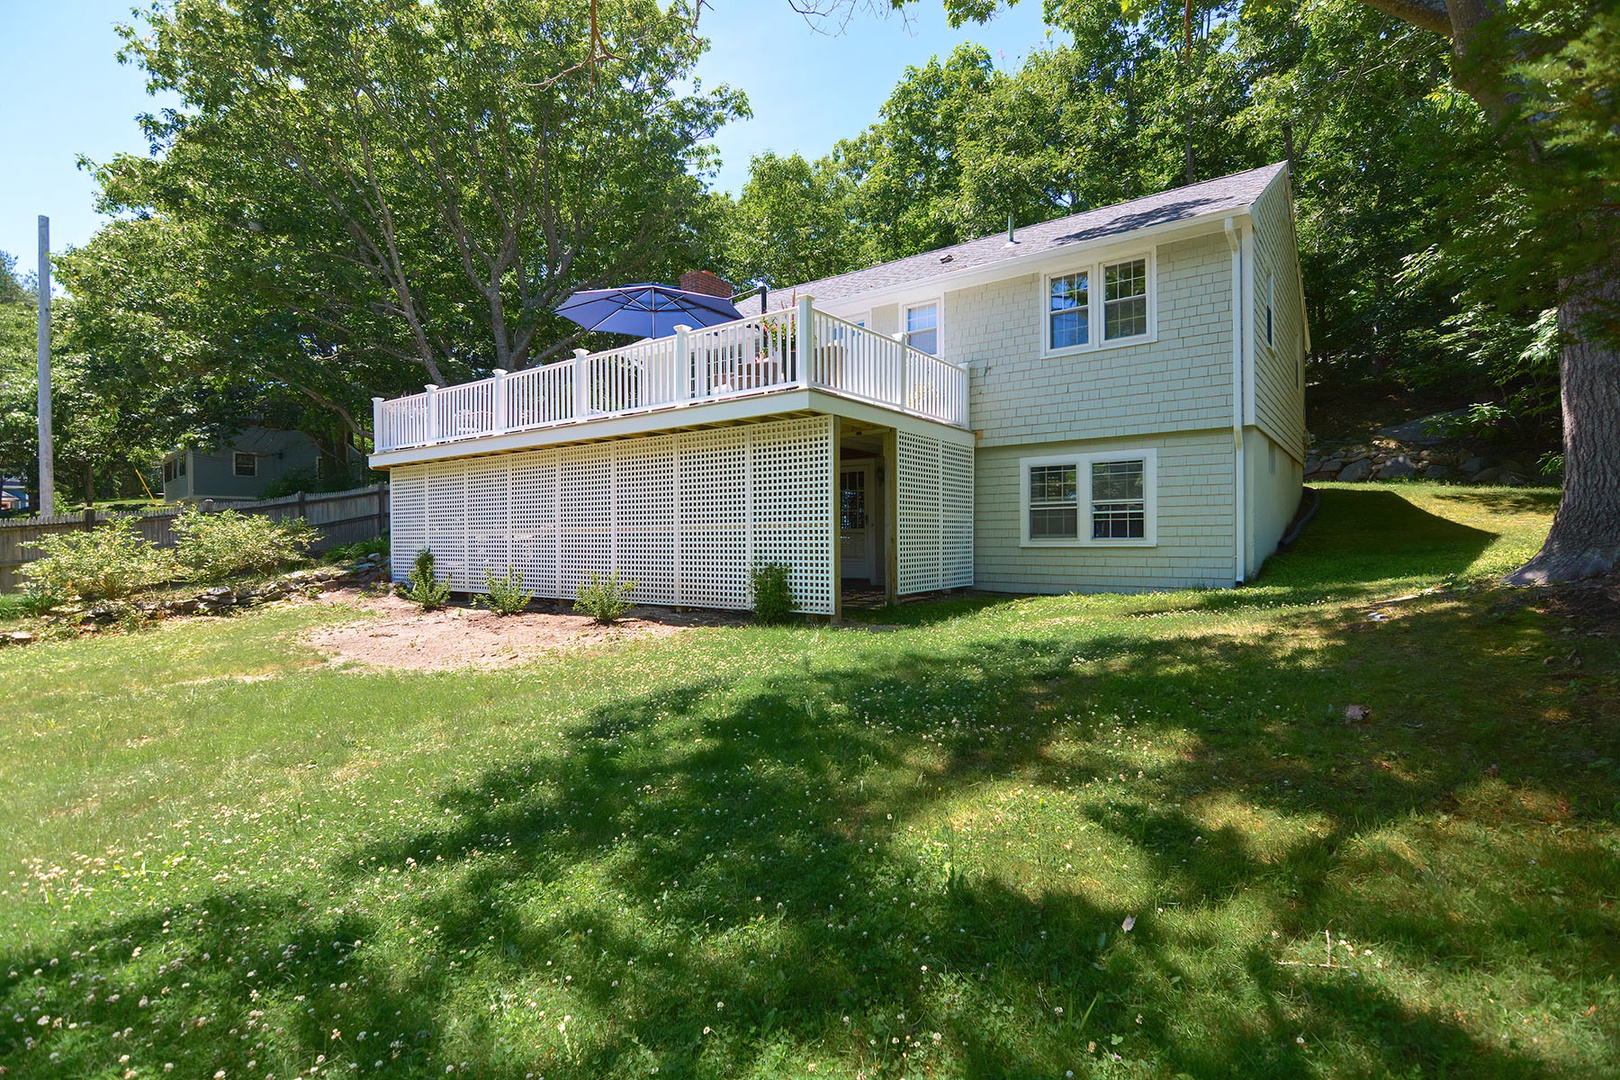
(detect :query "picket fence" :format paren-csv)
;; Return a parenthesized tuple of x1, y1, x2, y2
(0, 484, 389, 593)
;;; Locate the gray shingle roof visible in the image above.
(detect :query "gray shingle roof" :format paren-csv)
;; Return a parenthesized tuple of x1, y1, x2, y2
(736, 162, 1287, 315)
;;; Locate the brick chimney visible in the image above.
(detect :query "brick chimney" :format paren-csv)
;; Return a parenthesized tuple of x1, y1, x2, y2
(679, 269, 734, 299)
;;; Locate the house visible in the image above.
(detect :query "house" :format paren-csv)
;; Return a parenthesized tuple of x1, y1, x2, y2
(368, 162, 1307, 616)
(162, 427, 332, 504)
(0, 478, 29, 514)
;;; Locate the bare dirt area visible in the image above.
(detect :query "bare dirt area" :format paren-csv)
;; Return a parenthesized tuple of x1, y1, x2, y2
(304, 588, 745, 672)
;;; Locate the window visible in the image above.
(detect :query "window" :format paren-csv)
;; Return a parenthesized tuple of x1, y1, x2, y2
(163, 459, 176, 483)
(1027, 463, 1078, 540)
(1103, 258, 1148, 340)
(904, 302, 938, 355)
(233, 452, 258, 477)
(1021, 450, 1156, 546)
(1044, 253, 1153, 354)
(1048, 272, 1089, 351)
(1089, 459, 1146, 539)
(1265, 271, 1275, 346)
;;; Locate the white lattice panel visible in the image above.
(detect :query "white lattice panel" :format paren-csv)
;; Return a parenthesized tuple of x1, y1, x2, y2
(615, 434, 677, 603)
(558, 444, 614, 596)
(941, 442, 975, 588)
(509, 449, 559, 600)
(465, 457, 510, 589)
(426, 462, 467, 586)
(752, 416, 835, 614)
(897, 432, 941, 594)
(677, 428, 750, 610)
(390, 465, 427, 582)
(896, 431, 973, 595)
(394, 415, 837, 614)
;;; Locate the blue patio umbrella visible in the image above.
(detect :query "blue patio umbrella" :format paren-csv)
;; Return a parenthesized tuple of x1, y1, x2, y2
(555, 283, 743, 339)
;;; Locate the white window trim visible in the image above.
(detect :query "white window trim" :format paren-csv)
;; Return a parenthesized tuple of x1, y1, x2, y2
(902, 298, 943, 355)
(1041, 250, 1158, 359)
(1019, 448, 1158, 548)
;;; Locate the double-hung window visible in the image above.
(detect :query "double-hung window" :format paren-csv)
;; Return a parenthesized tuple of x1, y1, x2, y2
(1045, 253, 1153, 353)
(904, 302, 939, 355)
(1021, 449, 1156, 546)
(234, 452, 258, 477)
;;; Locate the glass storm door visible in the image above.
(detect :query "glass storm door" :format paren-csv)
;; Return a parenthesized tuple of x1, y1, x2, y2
(839, 465, 874, 580)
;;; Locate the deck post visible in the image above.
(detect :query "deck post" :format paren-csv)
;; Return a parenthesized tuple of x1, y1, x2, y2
(424, 385, 440, 444)
(796, 295, 814, 387)
(573, 348, 591, 418)
(370, 397, 385, 451)
(830, 414, 842, 624)
(883, 427, 899, 605)
(673, 325, 692, 402)
(893, 333, 908, 412)
(491, 369, 509, 435)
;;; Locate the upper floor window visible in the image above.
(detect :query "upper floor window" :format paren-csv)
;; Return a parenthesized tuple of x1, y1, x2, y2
(1103, 258, 1148, 340)
(904, 302, 938, 355)
(234, 452, 258, 477)
(1049, 272, 1089, 351)
(1045, 253, 1154, 354)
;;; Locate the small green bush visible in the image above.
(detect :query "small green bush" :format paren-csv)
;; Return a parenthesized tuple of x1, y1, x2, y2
(173, 507, 318, 578)
(26, 517, 176, 601)
(403, 549, 452, 610)
(324, 534, 390, 564)
(479, 567, 534, 616)
(750, 562, 795, 624)
(574, 571, 636, 624)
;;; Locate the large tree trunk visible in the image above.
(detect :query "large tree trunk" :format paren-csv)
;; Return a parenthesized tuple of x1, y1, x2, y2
(1505, 258, 1620, 584)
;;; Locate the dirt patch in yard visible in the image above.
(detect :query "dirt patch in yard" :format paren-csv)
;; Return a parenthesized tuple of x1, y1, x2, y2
(304, 588, 744, 672)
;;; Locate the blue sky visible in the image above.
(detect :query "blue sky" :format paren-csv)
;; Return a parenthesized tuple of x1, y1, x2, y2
(0, 1, 1058, 270)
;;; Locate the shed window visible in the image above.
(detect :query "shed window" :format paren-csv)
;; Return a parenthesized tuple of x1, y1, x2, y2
(233, 452, 258, 477)
(1048, 272, 1089, 351)
(163, 459, 177, 483)
(904, 303, 938, 355)
(1103, 258, 1148, 340)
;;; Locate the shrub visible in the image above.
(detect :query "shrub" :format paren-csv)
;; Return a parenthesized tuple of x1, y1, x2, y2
(479, 568, 534, 616)
(750, 562, 795, 624)
(403, 549, 452, 610)
(172, 507, 318, 579)
(324, 534, 389, 565)
(574, 571, 636, 624)
(26, 517, 176, 601)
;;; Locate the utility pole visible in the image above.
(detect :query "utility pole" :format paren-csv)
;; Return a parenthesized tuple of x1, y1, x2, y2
(37, 215, 54, 515)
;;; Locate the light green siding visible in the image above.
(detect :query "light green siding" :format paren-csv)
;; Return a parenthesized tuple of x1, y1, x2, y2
(1248, 177, 1308, 462)
(948, 231, 1235, 448)
(975, 430, 1237, 594)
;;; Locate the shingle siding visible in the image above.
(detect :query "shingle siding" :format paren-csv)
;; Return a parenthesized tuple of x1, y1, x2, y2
(1248, 178, 1308, 462)
(953, 232, 1236, 448)
(975, 430, 1237, 594)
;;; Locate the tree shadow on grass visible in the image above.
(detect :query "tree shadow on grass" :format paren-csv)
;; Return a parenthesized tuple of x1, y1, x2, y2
(5, 586, 1614, 1076)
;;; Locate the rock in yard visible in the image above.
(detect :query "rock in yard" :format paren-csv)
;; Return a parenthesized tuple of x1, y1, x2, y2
(1471, 467, 1504, 484)
(1425, 465, 1460, 481)
(1337, 459, 1374, 483)
(2, 630, 36, 646)
(1460, 456, 1491, 476)
(1378, 455, 1419, 480)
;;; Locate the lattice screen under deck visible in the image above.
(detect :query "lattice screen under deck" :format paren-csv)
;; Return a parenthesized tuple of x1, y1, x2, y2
(390, 415, 837, 613)
(896, 431, 975, 595)
(389, 465, 427, 582)
(751, 416, 835, 615)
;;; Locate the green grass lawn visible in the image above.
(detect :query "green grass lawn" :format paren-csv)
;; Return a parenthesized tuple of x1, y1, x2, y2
(2, 483, 1616, 1079)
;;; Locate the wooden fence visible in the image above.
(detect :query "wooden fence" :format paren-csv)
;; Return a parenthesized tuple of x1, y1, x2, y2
(0, 484, 389, 593)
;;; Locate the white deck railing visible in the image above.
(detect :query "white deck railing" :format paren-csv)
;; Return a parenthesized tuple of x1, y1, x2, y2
(372, 299, 969, 454)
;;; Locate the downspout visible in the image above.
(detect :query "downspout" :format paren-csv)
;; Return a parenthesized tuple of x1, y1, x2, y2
(1225, 217, 1246, 585)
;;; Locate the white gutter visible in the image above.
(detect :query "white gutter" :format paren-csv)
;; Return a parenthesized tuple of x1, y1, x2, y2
(1225, 217, 1247, 586)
